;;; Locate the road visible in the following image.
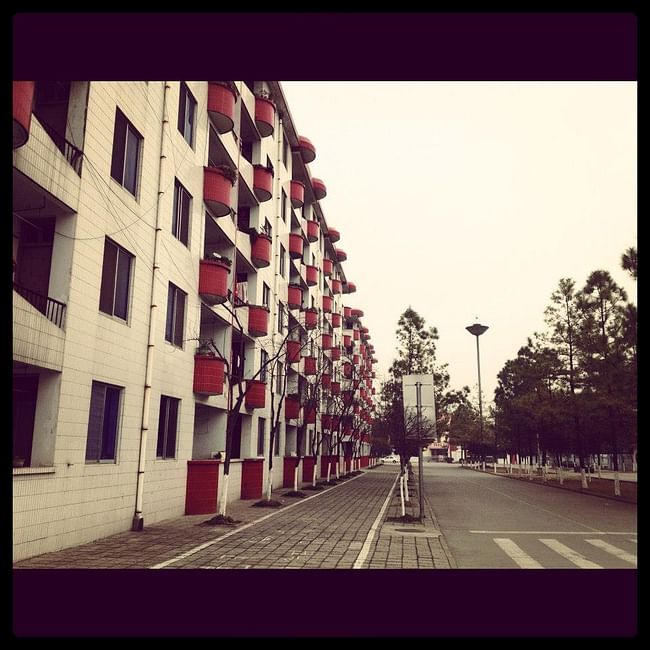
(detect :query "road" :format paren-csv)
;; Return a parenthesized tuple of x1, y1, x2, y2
(420, 462, 637, 569)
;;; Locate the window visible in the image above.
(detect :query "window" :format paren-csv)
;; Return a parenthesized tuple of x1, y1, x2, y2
(281, 190, 287, 223)
(277, 301, 285, 333)
(257, 418, 265, 456)
(276, 361, 284, 394)
(172, 179, 192, 246)
(282, 130, 289, 167)
(263, 219, 272, 238)
(279, 244, 286, 278)
(274, 426, 280, 456)
(260, 349, 269, 382)
(262, 282, 271, 308)
(111, 108, 142, 196)
(266, 155, 274, 175)
(85, 381, 122, 462)
(99, 238, 133, 320)
(165, 283, 187, 347)
(157, 396, 180, 459)
(178, 82, 196, 147)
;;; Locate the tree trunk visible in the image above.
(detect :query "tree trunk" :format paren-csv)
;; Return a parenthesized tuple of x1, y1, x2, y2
(266, 467, 273, 501)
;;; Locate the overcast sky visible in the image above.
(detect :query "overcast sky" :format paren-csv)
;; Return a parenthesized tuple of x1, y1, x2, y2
(280, 81, 637, 405)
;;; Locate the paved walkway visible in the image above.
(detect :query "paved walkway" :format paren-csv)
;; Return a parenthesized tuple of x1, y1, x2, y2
(13, 466, 455, 570)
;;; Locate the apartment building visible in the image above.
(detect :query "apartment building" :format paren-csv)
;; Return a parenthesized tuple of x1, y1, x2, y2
(12, 80, 378, 561)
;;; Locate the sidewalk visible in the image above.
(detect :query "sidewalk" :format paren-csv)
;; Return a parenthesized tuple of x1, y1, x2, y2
(13, 465, 455, 570)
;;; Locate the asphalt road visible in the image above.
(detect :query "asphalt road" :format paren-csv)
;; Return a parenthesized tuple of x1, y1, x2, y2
(420, 462, 637, 569)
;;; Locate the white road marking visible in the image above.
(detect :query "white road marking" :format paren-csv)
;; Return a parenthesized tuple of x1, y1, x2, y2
(586, 539, 637, 566)
(493, 538, 544, 568)
(630, 539, 637, 543)
(539, 539, 603, 568)
(150, 472, 365, 569)
(470, 530, 636, 535)
(353, 473, 400, 569)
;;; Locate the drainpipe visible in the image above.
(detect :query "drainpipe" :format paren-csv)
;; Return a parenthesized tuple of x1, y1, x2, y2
(132, 81, 169, 531)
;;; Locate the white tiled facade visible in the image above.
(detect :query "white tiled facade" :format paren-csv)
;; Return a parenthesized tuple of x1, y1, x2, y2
(12, 81, 378, 561)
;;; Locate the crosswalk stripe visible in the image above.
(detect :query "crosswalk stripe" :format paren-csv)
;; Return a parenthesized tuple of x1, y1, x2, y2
(539, 539, 603, 568)
(586, 539, 637, 566)
(494, 538, 543, 568)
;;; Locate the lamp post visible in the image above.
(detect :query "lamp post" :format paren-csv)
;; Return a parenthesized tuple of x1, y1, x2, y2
(466, 323, 488, 471)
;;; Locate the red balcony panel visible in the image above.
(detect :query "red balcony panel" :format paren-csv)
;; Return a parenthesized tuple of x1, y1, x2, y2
(331, 381, 341, 395)
(287, 283, 303, 310)
(321, 413, 331, 429)
(351, 308, 364, 318)
(283, 456, 299, 488)
(204, 166, 235, 217)
(207, 82, 236, 134)
(13, 81, 35, 149)
(296, 135, 316, 164)
(185, 460, 220, 515)
(353, 403, 360, 415)
(342, 390, 353, 406)
(248, 305, 269, 337)
(304, 307, 318, 330)
(330, 347, 341, 361)
(353, 354, 360, 365)
(331, 312, 342, 328)
(285, 394, 300, 420)
(361, 326, 369, 334)
(288, 232, 304, 259)
(302, 456, 316, 483)
(290, 179, 305, 208)
(305, 406, 316, 424)
(334, 248, 347, 263)
(305, 264, 318, 287)
(343, 362, 352, 379)
(327, 227, 340, 243)
(322, 295, 333, 313)
(303, 356, 317, 376)
(198, 259, 230, 305)
(322, 258, 333, 277)
(311, 177, 327, 200)
(331, 278, 342, 295)
(346, 281, 357, 294)
(306, 219, 320, 243)
(354, 330, 360, 341)
(343, 335, 352, 348)
(193, 355, 225, 395)
(343, 306, 352, 319)
(253, 165, 274, 202)
(359, 343, 367, 356)
(250, 233, 272, 268)
(322, 373, 331, 389)
(255, 96, 276, 137)
(321, 333, 333, 350)
(241, 458, 264, 499)
(287, 339, 301, 364)
(246, 380, 266, 409)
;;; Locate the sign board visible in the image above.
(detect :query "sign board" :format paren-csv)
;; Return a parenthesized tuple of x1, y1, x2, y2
(402, 374, 437, 443)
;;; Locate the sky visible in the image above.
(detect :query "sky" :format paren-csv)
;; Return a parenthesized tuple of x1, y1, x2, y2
(280, 81, 637, 406)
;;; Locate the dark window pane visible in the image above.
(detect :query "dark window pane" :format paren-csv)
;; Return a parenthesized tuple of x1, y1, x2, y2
(177, 90, 186, 136)
(114, 249, 131, 319)
(99, 240, 117, 315)
(124, 126, 139, 195)
(165, 284, 175, 342)
(86, 382, 105, 461)
(185, 96, 195, 144)
(110, 110, 126, 184)
(173, 290, 186, 347)
(165, 398, 179, 458)
(180, 187, 190, 245)
(156, 397, 167, 457)
(101, 386, 120, 459)
(172, 182, 180, 237)
(257, 418, 265, 456)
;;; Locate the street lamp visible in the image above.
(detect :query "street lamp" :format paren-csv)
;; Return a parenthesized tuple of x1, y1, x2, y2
(466, 323, 488, 471)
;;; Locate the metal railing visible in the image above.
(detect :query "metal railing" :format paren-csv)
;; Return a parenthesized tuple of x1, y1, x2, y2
(38, 118, 84, 176)
(13, 282, 66, 329)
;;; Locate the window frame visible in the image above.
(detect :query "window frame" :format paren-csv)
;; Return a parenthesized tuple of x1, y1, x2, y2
(257, 417, 265, 457)
(110, 108, 143, 197)
(99, 237, 134, 322)
(85, 381, 123, 463)
(172, 178, 192, 247)
(157, 395, 180, 460)
(165, 282, 187, 348)
(260, 349, 269, 383)
(177, 82, 197, 148)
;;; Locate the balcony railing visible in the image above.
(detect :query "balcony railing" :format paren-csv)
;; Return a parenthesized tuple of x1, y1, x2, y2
(13, 282, 66, 328)
(38, 118, 83, 176)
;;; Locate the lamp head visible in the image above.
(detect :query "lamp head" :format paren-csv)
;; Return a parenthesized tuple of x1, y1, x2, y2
(466, 324, 489, 337)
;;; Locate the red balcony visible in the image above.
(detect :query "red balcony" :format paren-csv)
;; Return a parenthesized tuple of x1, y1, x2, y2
(290, 180, 305, 208)
(322, 258, 333, 277)
(248, 305, 269, 337)
(204, 166, 235, 217)
(343, 335, 352, 348)
(353, 403, 361, 415)
(253, 165, 274, 202)
(288, 233, 304, 259)
(285, 394, 300, 420)
(305, 406, 316, 424)
(322, 373, 331, 390)
(322, 295, 333, 313)
(287, 283, 303, 310)
(304, 307, 318, 329)
(193, 355, 225, 395)
(306, 219, 320, 243)
(331, 312, 342, 328)
(345, 281, 357, 294)
(207, 82, 236, 134)
(305, 264, 318, 287)
(327, 227, 340, 243)
(303, 356, 317, 375)
(351, 308, 364, 318)
(312, 178, 327, 200)
(13, 81, 35, 149)
(246, 380, 266, 409)
(287, 339, 301, 364)
(321, 333, 333, 350)
(334, 248, 347, 263)
(343, 362, 352, 379)
(331, 381, 341, 395)
(198, 259, 230, 305)
(250, 232, 272, 268)
(296, 135, 316, 164)
(353, 354, 360, 365)
(342, 390, 354, 406)
(361, 326, 369, 334)
(330, 347, 341, 361)
(331, 278, 342, 295)
(255, 96, 276, 137)
(343, 306, 352, 319)
(353, 330, 360, 341)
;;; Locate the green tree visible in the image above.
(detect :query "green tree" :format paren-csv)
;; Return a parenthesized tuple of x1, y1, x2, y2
(621, 246, 637, 281)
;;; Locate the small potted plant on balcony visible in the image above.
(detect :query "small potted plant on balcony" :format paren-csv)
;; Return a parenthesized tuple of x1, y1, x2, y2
(205, 252, 232, 267)
(213, 164, 238, 185)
